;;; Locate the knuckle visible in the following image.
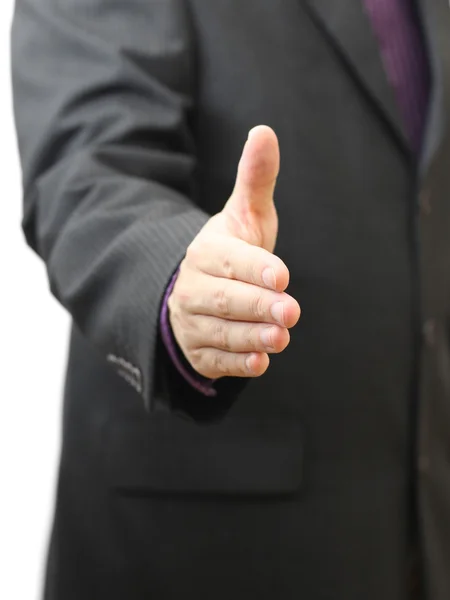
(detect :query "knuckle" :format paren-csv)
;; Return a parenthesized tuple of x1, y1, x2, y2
(171, 275, 192, 311)
(246, 263, 259, 285)
(172, 287, 189, 311)
(168, 295, 185, 328)
(250, 293, 267, 320)
(222, 256, 236, 280)
(235, 354, 249, 376)
(213, 286, 231, 317)
(211, 321, 230, 350)
(185, 239, 204, 266)
(179, 316, 196, 348)
(245, 325, 259, 348)
(188, 347, 203, 369)
(212, 352, 232, 376)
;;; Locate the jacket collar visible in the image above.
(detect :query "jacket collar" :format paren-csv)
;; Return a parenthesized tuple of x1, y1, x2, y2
(303, 0, 411, 156)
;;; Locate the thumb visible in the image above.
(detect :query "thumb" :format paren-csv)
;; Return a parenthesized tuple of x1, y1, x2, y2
(226, 125, 280, 218)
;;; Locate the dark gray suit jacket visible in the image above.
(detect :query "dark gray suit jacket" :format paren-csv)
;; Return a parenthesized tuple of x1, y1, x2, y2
(11, 1, 450, 599)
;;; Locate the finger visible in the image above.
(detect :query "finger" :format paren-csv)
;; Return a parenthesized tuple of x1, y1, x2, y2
(187, 316, 290, 354)
(225, 125, 280, 217)
(181, 274, 301, 327)
(186, 234, 289, 292)
(190, 348, 270, 379)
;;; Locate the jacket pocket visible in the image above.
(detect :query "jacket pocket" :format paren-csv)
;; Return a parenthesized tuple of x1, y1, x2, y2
(104, 415, 304, 495)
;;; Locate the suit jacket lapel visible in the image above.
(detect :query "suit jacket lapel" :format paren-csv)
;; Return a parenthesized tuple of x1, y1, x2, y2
(303, 0, 410, 154)
(416, 0, 450, 180)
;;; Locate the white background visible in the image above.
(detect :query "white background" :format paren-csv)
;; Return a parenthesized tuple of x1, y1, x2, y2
(0, 1, 69, 598)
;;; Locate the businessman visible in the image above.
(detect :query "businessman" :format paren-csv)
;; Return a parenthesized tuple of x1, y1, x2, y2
(11, 1, 450, 599)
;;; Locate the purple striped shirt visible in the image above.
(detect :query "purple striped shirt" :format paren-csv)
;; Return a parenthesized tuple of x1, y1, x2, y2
(160, 0, 431, 395)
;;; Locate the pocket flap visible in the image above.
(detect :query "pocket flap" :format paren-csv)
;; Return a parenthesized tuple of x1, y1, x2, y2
(105, 416, 304, 495)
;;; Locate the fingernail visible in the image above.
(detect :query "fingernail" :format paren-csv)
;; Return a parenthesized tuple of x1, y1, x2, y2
(245, 354, 254, 373)
(270, 302, 284, 325)
(262, 267, 276, 290)
(260, 327, 275, 349)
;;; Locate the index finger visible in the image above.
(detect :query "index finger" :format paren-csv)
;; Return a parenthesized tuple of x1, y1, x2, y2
(189, 234, 290, 292)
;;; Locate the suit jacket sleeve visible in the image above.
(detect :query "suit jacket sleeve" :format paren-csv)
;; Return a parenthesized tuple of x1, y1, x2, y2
(11, 0, 245, 420)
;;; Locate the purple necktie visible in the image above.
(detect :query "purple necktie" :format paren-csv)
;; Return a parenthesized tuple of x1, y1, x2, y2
(364, 0, 431, 153)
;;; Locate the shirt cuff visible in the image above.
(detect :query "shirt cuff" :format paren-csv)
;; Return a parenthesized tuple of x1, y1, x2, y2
(160, 267, 218, 397)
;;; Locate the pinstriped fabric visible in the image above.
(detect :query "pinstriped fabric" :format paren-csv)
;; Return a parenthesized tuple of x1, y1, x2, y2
(11, 0, 213, 411)
(123, 208, 210, 405)
(363, 0, 431, 154)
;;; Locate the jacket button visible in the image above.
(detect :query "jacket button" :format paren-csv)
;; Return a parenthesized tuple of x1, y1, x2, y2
(419, 189, 431, 216)
(423, 319, 436, 346)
